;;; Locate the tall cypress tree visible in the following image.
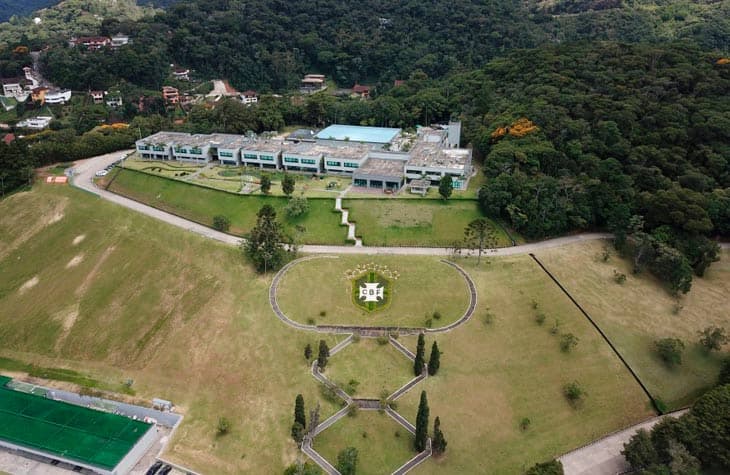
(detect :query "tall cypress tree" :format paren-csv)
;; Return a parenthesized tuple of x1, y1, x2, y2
(432, 416, 447, 456)
(414, 333, 425, 376)
(294, 394, 306, 428)
(318, 340, 330, 369)
(414, 390, 429, 452)
(428, 341, 441, 376)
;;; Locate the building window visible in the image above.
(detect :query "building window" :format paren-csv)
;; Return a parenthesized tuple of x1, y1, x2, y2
(219, 151, 233, 158)
(137, 145, 149, 151)
(153, 146, 165, 152)
(259, 155, 274, 161)
(284, 157, 299, 163)
(326, 161, 341, 167)
(344, 162, 359, 168)
(301, 158, 317, 165)
(190, 148, 202, 155)
(243, 153, 257, 160)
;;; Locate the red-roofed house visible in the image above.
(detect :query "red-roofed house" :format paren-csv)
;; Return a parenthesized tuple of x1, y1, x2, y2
(352, 83, 371, 99)
(71, 36, 111, 50)
(3, 133, 15, 145)
(162, 86, 180, 104)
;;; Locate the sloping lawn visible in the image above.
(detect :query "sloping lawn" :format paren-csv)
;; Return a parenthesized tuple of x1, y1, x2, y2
(344, 199, 512, 247)
(106, 168, 346, 244)
(535, 240, 730, 409)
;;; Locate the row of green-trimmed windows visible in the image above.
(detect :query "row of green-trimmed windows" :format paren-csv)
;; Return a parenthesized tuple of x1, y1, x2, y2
(219, 151, 233, 158)
(243, 153, 257, 159)
(153, 146, 165, 152)
(190, 148, 202, 155)
(260, 155, 274, 161)
(344, 162, 359, 168)
(326, 161, 341, 167)
(301, 159, 317, 165)
(174, 147, 187, 153)
(284, 156, 298, 163)
(137, 145, 149, 150)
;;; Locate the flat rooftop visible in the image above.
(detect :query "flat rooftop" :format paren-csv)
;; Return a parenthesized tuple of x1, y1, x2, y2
(407, 143, 471, 171)
(315, 124, 401, 144)
(284, 141, 371, 159)
(243, 140, 284, 153)
(209, 133, 251, 149)
(355, 158, 405, 178)
(0, 376, 152, 471)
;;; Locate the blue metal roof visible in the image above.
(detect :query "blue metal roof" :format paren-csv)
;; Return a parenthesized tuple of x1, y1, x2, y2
(315, 124, 401, 144)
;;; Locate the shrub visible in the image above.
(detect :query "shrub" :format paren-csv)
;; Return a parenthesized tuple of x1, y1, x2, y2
(424, 318, 433, 328)
(319, 310, 327, 317)
(217, 416, 231, 435)
(483, 308, 495, 325)
(550, 319, 561, 335)
(525, 460, 564, 475)
(212, 215, 231, 232)
(698, 326, 728, 352)
(376, 336, 389, 345)
(320, 385, 341, 404)
(347, 405, 359, 418)
(432, 310, 442, 320)
(655, 338, 685, 367)
(520, 417, 531, 431)
(535, 313, 546, 325)
(560, 333, 579, 353)
(351, 333, 360, 343)
(344, 379, 359, 395)
(563, 381, 585, 407)
(531, 299, 539, 309)
(613, 270, 627, 284)
(285, 194, 309, 218)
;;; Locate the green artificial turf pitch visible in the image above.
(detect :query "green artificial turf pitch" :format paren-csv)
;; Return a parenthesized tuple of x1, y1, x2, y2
(0, 376, 151, 469)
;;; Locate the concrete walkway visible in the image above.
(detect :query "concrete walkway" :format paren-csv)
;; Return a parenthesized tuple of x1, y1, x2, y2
(71, 152, 622, 256)
(558, 409, 688, 475)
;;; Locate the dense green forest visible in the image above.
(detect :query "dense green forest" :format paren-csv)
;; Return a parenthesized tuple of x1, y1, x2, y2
(16, 0, 729, 93)
(0, 1, 56, 22)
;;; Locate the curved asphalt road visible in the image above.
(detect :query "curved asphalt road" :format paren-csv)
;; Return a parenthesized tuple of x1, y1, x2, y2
(71, 152, 629, 255)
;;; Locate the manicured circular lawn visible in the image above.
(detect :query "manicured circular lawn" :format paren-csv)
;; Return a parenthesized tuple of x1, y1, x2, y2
(275, 256, 471, 328)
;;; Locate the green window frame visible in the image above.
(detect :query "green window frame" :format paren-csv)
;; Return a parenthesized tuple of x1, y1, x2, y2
(243, 153, 258, 160)
(219, 151, 233, 158)
(153, 146, 165, 152)
(190, 148, 202, 155)
(259, 155, 274, 161)
(326, 161, 341, 167)
(344, 162, 359, 168)
(137, 145, 149, 151)
(301, 158, 317, 165)
(284, 157, 299, 163)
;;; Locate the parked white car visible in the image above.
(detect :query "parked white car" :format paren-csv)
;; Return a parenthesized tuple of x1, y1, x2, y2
(95, 170, 108, 177)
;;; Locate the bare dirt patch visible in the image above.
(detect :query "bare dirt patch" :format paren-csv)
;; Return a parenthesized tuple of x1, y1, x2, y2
(66, 254, 84, 268)
(19, 276, 39, 294)
(72, 234, 86, 246)
(53, 304, 80, 351)
(75, 246, 115, 297)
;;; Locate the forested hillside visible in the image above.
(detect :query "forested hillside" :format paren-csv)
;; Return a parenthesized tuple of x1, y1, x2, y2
(0, 1, 57, 22)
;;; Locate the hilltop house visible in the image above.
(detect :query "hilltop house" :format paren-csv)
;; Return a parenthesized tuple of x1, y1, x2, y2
(89, 90, 105, 104)
(162, 86, 179, 104)
(110, 33, 130, 48)
(240, 90, 258, 105)
(172, 68, 190, 81)
(71, 36, 111, 50)
(352, 84, 371, 99)
(300, 74, 326, 94)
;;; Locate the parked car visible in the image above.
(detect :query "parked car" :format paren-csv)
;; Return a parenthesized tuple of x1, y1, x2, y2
(95, 170, 108, 177)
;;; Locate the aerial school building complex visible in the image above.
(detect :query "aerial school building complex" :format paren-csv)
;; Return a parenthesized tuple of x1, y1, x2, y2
(135, 122, 472, 192)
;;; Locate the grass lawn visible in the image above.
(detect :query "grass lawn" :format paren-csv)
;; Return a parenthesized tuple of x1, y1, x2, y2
(535, 240, 730, 410)
(394, 254, 654, 474)
(275, 256, 471, 328)
(344, 199, 512, 247)
(314, 410, 415, 475)
(106, 168, 346, 244)
(325, 339, 414, 398)
(0, 183, 343, 474)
